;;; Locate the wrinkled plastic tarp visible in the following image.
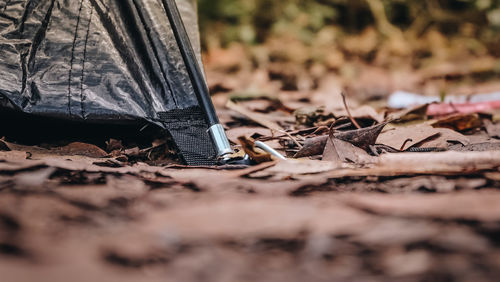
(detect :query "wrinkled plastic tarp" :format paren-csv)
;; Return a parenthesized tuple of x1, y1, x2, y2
(0, 0, 216, 165)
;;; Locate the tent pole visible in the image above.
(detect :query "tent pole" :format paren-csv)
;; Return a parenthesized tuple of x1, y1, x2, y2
(162, 0, 233, 160)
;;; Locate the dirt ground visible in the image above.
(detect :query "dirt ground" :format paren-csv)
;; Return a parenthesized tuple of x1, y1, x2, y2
(1, 151, 500, 282)
(2, 27, 500, 282)
(2, 79, 500, 282)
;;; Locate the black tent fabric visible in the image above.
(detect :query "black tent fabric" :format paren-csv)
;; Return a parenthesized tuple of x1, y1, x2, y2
(0, 0, 216, 165)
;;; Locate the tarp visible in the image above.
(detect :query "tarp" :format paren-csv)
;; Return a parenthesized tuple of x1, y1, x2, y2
(0, 0, 216, 165)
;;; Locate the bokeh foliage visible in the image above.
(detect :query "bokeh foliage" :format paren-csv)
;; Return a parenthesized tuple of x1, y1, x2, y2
(198, 0, 500, 47)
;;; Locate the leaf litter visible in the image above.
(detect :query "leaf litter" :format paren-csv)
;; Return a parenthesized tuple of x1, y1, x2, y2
(2, 35, 500, 282)
(3, 79, 500, 281)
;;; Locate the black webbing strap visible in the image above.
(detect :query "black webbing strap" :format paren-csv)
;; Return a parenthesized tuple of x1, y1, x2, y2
(159, 107, 217, 166)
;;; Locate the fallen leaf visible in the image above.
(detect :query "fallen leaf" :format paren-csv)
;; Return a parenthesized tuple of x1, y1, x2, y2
(0, 140, 47, 152)
(93, 159, 125, 168)
(295, 122, 388, 158)
(326, 151, 500, 178)
(235, 99, 276, 112)
(347, 190, 500, 222)
(225, 127, 272, 144)
(236, 98, 292, 114)
(310, 75, 346, 113)
(332, 105, 385, 123)
(484, 172, 500, 181)
(323, 136, 376, 166)
(334, 122, 388, 151)
(251, 159, 337, 177)
(417, 128, 470, 148)
(238, 136, 273, 163)
(0, 140, 10, 151)
(449, 142, 500, 152)
(0, 160, 45, 172)
(294, 106, 329, 126)
(484, 119, 500, 139)
(432, 114, 482, 132)
(377, 124, 470, 150)
(226, 100, 284, 132)
(322, 136, 342, 167)
(388, 104, 429, 122)
(0, 140, 108, 158)
(294, 136, 328, 158)
(106, 139, 124, 152)
(123, 147, 141, 157)
(377, 124, 440, 150)
(13, 167, 57, 189)
(53, 142, 108, 158)
(377, 176, 459, 193)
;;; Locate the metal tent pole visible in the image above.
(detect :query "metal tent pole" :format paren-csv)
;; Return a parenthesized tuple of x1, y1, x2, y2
(162, 0, 233, 159)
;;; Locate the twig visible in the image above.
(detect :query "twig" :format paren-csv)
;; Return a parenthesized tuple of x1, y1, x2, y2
(332, 122, 352, 131)
(280, 129, 303, 149)
(341, 92, 362, 129)
(400, 138, 413, 151)
(311, 126, 330, 135)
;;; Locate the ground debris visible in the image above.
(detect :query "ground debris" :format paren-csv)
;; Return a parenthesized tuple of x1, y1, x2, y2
(2, 20, 500, 281)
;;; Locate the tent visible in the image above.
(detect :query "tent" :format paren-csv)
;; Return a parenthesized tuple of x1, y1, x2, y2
(0, 0, 228, 165)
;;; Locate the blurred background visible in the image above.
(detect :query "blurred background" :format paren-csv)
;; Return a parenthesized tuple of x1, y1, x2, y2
(197, 0, 500, 102)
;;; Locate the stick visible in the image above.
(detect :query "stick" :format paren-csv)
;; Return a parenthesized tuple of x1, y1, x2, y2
(341, 92, 362, 129)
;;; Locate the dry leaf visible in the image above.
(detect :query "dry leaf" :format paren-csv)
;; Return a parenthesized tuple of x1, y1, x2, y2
(0, 140, 47, 152)
(332, 105, 385, 123)
(348, 190, 500, 222)
(322, 136, 342, 166)
(388, 104, 429, 122)
(294, 106, 329, 126)
(294, 136, 329, 158)
(484, 119, 500, 139)
(238, 136, 273, 163)
(323, 136, 376, 166)
(226, 100, 284, 132)
(13, 167, 56, 189)
(52, 142, 108, 158)
(326, 151, 500, 178)
(310, 75, 346, 114)
(251, 159, 337, 177)
(0, 140, 108, 158)
(295, 122, 388, 158)
(432, 114, 483, 132)
(449, 142, 500, 152)
(334, 122, 388, 151)
(106, 139, 124, 152)
(417, 128, 470, 148)
(377, 124, 440, 150)
(225, 127, 272, 144)
(0, 139, 10, 151)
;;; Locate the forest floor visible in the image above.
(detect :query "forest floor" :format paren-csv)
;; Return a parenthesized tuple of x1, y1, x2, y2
(1, 33, 500, 281)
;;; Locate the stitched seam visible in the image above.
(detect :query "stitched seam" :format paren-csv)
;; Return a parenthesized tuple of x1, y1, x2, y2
(80, 4, 93, 119)
(68, 0, 85, 117)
